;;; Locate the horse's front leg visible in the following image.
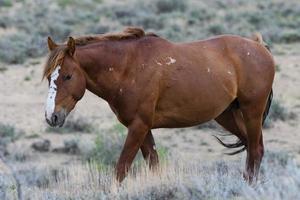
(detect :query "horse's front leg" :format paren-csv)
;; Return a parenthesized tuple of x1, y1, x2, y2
(140, 131, 159, 169)
(115, 117, 150, 182)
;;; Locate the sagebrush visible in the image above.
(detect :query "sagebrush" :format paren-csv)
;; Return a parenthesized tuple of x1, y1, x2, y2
(1, 0, 300, 64)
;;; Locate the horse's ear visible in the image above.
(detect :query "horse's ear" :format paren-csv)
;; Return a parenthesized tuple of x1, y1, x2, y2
(47, 36, 58, 51)
(67, 37, 76, 56)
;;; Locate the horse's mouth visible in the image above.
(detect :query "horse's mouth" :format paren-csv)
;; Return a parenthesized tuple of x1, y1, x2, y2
(46, 110, 67, 127)
(57, 118, 65, 127)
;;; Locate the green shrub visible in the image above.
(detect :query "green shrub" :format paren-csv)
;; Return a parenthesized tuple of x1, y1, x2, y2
(24, 75, 31, 81)
(56, 0, 73, 8)
(0, 123, 24, 145)
(0, 66, 7, 72)
(208, 23, 225, 35)
(83, 123, 127, 166)
(25, 133, 40, 139)
(280, 30, 300, 43)
(275, 64, 281, 72)
(264, 99, 297, 128)
(189, 5, 215, 22)
(0, 0, 12, 7)
(63, 139, 80, 154)
(268, 99, 296, 121)
(1, 0, 300, 64)
(0, 32, 28, 64)
(155, 0, 187, 13)
(0, 30, 46, 64)
(157, 145, 168, 162)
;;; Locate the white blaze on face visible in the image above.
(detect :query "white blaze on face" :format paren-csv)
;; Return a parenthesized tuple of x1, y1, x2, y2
(45, 66, 61, 121)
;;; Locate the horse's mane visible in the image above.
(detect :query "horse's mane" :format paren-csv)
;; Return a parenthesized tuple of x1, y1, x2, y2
(43, 27, 157, 79)
(43, 46, 66, 79)
(75, 27, 157, 45)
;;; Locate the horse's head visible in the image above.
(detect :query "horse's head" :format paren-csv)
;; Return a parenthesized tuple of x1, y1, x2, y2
(44, 37, 86, 127)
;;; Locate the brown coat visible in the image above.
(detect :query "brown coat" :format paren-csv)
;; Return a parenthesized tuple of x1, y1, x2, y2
(44, 27, 275, 183)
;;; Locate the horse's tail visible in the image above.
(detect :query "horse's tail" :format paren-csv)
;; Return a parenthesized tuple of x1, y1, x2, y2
(214, 134, 247, 155)
(251, 32, 271, 52)
(215, 89, 273, 155)
(262, 88, 273, 125)
(252, 32, 273, 125)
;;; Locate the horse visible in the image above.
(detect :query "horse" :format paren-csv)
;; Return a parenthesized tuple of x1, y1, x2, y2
(43, 27, 275, 183)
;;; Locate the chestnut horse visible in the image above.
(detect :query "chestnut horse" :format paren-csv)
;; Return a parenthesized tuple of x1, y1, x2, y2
(43, 27, 274, 183)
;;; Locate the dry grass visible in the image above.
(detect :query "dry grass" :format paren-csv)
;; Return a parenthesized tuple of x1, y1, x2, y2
(15, 151, 300, 200)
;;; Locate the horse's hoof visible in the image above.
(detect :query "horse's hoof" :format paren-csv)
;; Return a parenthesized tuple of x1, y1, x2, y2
(243, 171, 255, 185)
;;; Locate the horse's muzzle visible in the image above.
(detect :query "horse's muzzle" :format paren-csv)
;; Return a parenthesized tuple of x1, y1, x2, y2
(46, 111, 66, 127)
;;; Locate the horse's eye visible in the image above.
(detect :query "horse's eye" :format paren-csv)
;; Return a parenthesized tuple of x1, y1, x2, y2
(63, 75, 72, 81)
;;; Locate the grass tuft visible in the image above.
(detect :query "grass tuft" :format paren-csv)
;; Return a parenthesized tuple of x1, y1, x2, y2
(10, 151, 300, 200)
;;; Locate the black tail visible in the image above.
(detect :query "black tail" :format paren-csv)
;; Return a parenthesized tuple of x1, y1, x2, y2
(260, 33, 273, 126)
(215, 89, 273, 155)
(262, 89, 273, 125)
(214, 135, 247, 155)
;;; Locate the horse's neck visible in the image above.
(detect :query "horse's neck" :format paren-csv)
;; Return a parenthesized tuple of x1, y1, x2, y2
(76, 42, 132, 101)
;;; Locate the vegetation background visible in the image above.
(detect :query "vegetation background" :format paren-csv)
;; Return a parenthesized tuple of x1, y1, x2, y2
(0, 0, 300, 199)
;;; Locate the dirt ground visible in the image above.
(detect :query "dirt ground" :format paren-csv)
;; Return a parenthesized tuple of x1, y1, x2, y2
(0, 43, 299, 172)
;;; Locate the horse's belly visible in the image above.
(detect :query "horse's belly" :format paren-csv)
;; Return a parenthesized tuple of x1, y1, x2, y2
(153, 108, 221, 128)
(152, 69, 237, 128)
(153, 88, 233, 128)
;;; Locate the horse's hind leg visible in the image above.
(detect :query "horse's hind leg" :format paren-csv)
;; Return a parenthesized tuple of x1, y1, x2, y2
(215, 108, 248, 154)
(215, 103, 265, 183)
(239, 98, 266, 183)
(140, 131, 159, 169)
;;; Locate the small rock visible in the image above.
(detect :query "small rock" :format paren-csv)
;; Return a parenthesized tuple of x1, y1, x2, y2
(31, 139, 51, 152)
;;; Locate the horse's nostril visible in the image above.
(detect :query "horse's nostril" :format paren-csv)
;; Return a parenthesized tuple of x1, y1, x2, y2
(54, 115, 58, 123)
(51, 113, 59, 125)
